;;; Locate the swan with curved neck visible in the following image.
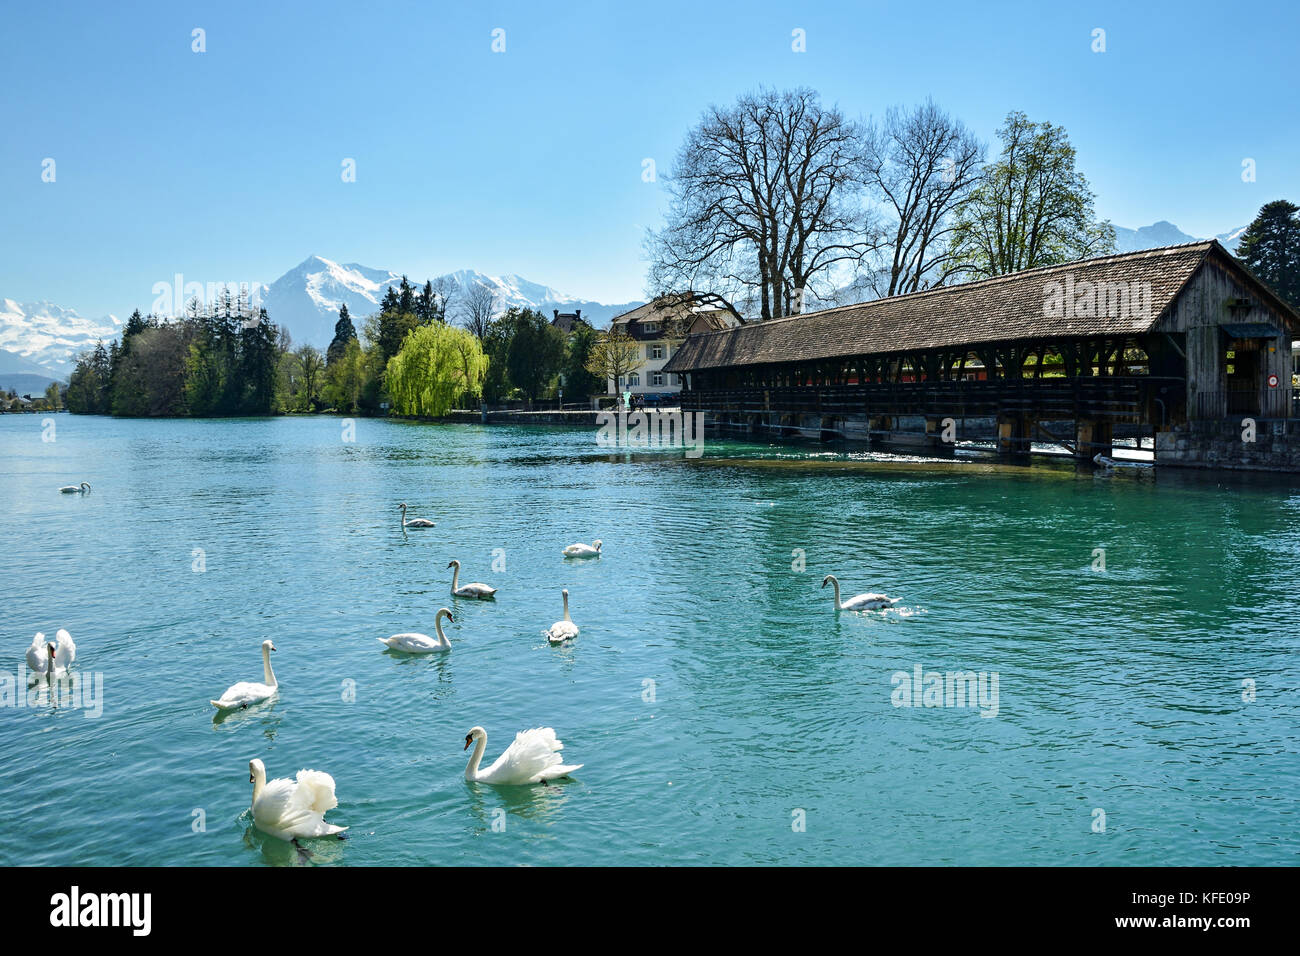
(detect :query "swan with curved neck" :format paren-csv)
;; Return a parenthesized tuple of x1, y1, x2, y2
(399, 502, 435, 528)
(562, 539, 602, 558)
(248, 758, 347, 842)
(462, 726, 583, 785)
(211, 640, 278, 710)
(821, 574, 898, 611)
(546, 588, 579, 644)
(379, 608, 453, 653)
(447, 560, 497, 599)
(58, 482, 91, 495)
(25, 629, 75, 678)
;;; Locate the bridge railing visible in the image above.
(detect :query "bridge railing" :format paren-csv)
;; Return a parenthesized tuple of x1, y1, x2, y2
(679, 377, 1185, 423)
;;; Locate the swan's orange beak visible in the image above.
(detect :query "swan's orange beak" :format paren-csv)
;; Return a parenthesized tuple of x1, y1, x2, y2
(464, 734, 472, 750)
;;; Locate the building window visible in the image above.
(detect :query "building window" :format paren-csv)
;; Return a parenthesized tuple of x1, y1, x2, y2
(650, 345, 664, 360)
(651, 372, 664, 387)
(628, 373, 640, 386)
(642, 321, 659, 334)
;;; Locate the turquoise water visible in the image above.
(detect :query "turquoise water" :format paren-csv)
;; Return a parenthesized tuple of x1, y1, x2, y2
(0, 414, 1297, 866)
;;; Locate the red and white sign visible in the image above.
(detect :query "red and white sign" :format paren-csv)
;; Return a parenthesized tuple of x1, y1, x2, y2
(1268, 373, 1280, 388)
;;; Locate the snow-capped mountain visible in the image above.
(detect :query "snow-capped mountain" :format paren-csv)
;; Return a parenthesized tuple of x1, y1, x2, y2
(0, 299, 117, 379)
(259, 256, 641, 348)
(1113, 220, 1247, 254)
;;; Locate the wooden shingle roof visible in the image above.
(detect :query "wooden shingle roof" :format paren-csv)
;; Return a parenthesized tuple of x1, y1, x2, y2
(663, 241, 1260, 373)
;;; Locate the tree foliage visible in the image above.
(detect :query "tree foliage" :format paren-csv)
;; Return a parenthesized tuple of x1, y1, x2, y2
(1236, 200, 1300, 309)
(948, 111, 1115, 278)
(385, 323, 487, 416)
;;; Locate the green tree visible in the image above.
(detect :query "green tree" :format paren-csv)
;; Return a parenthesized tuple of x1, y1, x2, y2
(561, 322, 603, 399)
(504, 308, 566, 404)
(323, 338, 366, 414)
(385, 323, 488, 417)
(1236, 200, 1300, 309)
(948, 111, 1115, 278)
(327, 303, 358, 365)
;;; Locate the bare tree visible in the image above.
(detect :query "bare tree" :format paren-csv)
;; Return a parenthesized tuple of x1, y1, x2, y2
(585, 328, 644, 398)
(458, 282, 498, 339)
(864, 100, 984, 296)
(648, 88, 874, 320)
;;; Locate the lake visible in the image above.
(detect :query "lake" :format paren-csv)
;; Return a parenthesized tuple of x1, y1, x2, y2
(1, 413, 1296, 865)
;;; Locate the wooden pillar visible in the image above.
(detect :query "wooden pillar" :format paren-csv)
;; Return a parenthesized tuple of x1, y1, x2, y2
(1075, 419, 1112, 460)
(997, 413, 1031, 456)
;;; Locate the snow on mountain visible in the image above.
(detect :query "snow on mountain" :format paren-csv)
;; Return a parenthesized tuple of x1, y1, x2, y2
(261, 256, 641, 348)
(1214, 225, 1248, 253)
(1112, 220, 1248, 254)
(0, 299, 117, 378)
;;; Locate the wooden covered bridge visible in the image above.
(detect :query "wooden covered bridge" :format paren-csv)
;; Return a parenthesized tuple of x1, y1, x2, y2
(662, 241, 1300, 462)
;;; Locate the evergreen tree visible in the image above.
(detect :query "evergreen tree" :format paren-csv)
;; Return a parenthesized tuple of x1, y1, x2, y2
(1236, 200, 1300, 309)
(327, 303, 358, 365)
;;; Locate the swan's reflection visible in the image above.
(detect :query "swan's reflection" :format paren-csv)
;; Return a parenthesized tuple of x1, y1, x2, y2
(464, 777, 574, 830)
(241, 821, 347, 867)
(212, 699, 282, 734)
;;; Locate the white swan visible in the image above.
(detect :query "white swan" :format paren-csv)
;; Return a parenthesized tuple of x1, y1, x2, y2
(58, 482, 91, 495)
(211, 640, 278, 710)
(447, 559, 497, 599)
(25, 629, 75, 678)
(545, 588, 579, 644)
(378, 608, 453, 653)
(399, 502, 435, 528)
(821, 574, 898, 611)
(463, 726, 583, 785)
(248, 758, 347, 841)
(562, 539, 602, 558)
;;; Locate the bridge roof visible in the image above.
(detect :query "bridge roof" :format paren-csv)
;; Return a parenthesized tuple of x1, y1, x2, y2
(663, 241, 1268, 372)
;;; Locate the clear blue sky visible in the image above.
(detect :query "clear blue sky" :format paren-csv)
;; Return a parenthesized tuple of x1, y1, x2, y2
(1, 0, 1296, 319)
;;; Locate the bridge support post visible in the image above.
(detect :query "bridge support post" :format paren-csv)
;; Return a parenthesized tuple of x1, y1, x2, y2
(1075, 419, 1112, 460)
(869, 414, 891, 445)
(997, 414, 1031, 456)
(924, 416, 952, 453)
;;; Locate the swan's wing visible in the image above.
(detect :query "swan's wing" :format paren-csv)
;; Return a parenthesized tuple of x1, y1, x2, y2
(388, 632, 433, 651)
(293, 769, 340, 816)
(212, 681, 273, 708)
(503, 727, 572, 782)
(846, 592, 895, 608)
(54, 630, 75, 668)
(537, 761, 583, 781)
(546, 621, 579, 643)
(253, 777, 299, 830)
(25, 633, 47, 672)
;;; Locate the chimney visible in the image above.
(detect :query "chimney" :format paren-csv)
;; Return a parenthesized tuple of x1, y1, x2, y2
(575, 310, 581, 319)
(553, 309, 559, 320)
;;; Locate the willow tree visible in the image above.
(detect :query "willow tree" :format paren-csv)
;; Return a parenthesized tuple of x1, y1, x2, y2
(385, 323, 487, 417)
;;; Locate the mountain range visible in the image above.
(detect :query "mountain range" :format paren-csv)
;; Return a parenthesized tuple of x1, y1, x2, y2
(0, 220, 1250, 380)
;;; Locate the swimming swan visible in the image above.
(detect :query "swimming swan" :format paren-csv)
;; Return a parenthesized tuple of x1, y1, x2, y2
(545, 588, 579, 644)
(447, 559, 497, 599)
(378, 608, 453, 653)
(462, 726, 583, 785)
(25, 629, 75, 678)
(248, 758, 347, 841)
(562, 539, 602, 558)
(399, 502, 435, 528)
(211, 640, 278, 710)
(58, 482, 91, 495)
(821, 574, 898, 611)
